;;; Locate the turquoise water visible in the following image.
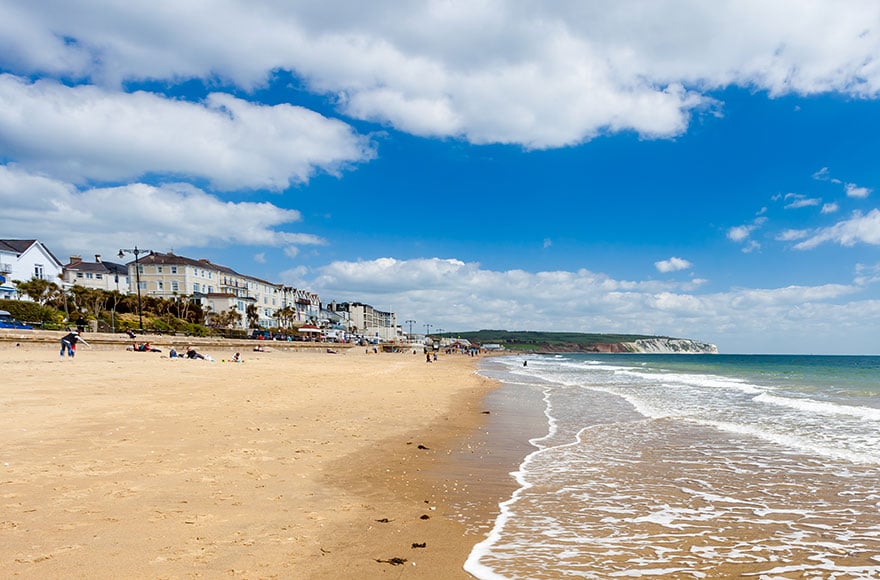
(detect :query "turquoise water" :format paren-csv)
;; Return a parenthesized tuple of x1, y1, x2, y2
(466, 354, 880, 579)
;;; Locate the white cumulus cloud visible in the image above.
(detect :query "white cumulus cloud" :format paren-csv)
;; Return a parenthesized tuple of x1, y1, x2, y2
(0, 165, 324, 260)
(2, 2, 880, 148)
(0, 74, 374, 190)
(845, 183, 872, 198)
(794, 209, 880, 250)
(655, 257, 693, 273)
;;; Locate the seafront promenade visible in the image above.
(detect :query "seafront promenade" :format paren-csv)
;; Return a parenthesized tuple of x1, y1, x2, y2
(0, 328, 352, 351)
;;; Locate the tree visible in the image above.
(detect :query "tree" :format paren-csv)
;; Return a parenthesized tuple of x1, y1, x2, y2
(13, 277, 60, 306)
(246, 303, 259, 329)
(68, 285, 108, 319)
(274, 305, 296, 329)
(208, 305, 239, 329)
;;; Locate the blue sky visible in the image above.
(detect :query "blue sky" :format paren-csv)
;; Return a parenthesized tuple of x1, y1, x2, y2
(2, 1, 880, 354)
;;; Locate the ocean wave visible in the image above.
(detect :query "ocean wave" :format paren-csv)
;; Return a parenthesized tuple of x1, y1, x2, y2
(754, 392, 880, 421)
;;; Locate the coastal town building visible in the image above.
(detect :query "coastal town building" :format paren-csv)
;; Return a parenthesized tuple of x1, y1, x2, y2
(0, 239, 64, 299)
(62, 255, 130, 292)
(2, 239, 401, 338)
(282, 287, 321, 324)
(123, 252, 287, 329)
(329, 301, 399, 341)
(120, 251, 325, 330)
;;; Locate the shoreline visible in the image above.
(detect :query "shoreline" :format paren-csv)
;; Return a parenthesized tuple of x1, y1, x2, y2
(0, 342, 528, 578)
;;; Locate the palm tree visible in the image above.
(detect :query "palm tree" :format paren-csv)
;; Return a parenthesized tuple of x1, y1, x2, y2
(246, 303, 259, 329)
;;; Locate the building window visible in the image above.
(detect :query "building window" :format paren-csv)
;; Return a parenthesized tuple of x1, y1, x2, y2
(34, 264, 44, 279)
(193, 284, 200, 293)
(76, 272, 84, 278)
(137, 265, 143, 274)
(157, 266, 163, 274)
(96, 273, 103, 279)
(157, 281, 164, 291)
(207, 286, 214, 294)
(85, 273, 93, 279)
(170, 266, 178, 274)
(171, 280, 179, 293)
(138, 281, 146, 290)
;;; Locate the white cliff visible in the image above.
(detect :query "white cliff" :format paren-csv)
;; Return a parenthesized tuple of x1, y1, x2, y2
(629, 338, 718, 354)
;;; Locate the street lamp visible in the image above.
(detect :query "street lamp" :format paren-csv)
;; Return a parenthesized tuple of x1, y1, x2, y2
(424, 323, 432, 338)
(118, 246, 151, 331)
(405, 319, 416, 338)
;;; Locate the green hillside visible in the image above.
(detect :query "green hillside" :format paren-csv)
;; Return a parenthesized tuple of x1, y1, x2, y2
(437, 329, 668, 351)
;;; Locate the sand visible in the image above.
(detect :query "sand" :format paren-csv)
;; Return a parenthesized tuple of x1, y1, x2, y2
(0, 340, 516, 579)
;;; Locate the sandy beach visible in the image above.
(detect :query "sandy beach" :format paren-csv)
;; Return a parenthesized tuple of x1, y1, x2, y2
(0, 339, 516, 579)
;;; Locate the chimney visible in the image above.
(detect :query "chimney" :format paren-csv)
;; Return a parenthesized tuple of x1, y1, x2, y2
(69, 255, 82, 264)
(94, 254, 102, 263)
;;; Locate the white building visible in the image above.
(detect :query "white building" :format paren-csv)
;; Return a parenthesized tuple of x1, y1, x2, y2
(124, 251, 297, 329)
(0, 239, 64, 299)
(330, 301, 399, 341)
(62, 255, 130, 292)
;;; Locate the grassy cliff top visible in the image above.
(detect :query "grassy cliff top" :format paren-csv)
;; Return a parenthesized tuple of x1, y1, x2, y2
(437, 329, 669, 351)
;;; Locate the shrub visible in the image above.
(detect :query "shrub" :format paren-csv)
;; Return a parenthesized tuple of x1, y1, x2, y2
(0, 299, 63, 324)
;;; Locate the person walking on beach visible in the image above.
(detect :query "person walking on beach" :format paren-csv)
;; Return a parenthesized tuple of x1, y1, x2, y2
(60, 330, 88, 359)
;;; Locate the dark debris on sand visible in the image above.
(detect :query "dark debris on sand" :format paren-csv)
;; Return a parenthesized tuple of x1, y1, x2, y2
(376, 557, 407, 566)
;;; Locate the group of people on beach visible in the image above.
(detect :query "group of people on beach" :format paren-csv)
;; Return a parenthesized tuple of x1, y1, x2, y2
(58, 330, 232, 363)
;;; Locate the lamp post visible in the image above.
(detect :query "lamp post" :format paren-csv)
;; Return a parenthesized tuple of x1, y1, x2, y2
(405, 319, 416, 338)
(118, 246, 151, 331)
(424, 323, 432, 338)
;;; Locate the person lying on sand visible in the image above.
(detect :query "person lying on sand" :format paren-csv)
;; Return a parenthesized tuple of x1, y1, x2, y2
(185, 346, 206, 360)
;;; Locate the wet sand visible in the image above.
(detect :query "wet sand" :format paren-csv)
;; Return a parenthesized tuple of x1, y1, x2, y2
(0, 341, 523, 579)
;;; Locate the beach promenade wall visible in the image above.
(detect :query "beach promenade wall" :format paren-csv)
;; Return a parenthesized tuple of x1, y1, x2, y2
(0, 328, 354, 351)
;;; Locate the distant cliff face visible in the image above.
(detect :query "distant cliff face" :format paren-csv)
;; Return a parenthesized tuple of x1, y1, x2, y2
(536, 338, 718, 354)
(629, 338, 719, 354)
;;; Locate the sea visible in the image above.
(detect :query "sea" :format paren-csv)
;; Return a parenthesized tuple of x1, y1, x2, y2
(464, 354, 880, 579)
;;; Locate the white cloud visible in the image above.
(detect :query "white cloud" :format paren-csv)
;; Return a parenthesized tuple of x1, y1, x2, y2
(794, 209, 880, 250)
(776, 229, 809, 242)
(0, 74, 374, 190)
(821, 202, 839, 214)
(0, 165, 324, 259)
(543, 238, 553, 249)
(292, 256, 880, 354)
(655, 256, 692, 273)
(845, 182, 872, 198)
(741, 240, 761, 253)
(783, 193, 821, 209)
(812, 167, 831, 181)
(855, 263, 880, 286)
(2, 2, 880, 147)
(727, 225, 753, 242)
